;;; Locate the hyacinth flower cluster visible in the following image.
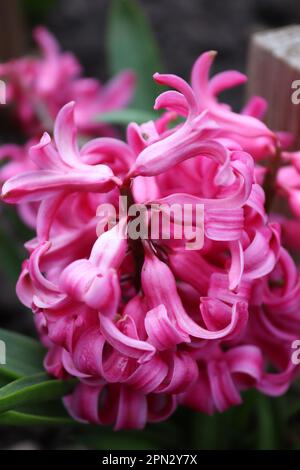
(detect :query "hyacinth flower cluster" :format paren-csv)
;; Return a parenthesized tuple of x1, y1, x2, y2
(0, 27, 135, 228)
(1, 47, 300, 430)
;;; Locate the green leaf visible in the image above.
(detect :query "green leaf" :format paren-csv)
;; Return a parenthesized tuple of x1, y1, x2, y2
(0, 372, 76, 414)
(0, 226, 22, 281)
(0, 400, 76, 426)
(0, 328, 45, 379)
(2, 205, 34, 243)
(0, 206, 33, 282)
(22, 0, 58, 23)
(257, 394, 277, 450)
(107, 0, 164, 110)
(0, 376, 10, 388)
(0, 410, 73, 426)
(193, 413, 219, 450)
(97, 108, 157, 125)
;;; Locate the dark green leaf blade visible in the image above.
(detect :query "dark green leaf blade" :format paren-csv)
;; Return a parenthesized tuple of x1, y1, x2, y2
(0, 328, 45, 379)
(97, 108, 157, 125)
(0, 372, 76, 414)
(0, 225, 22, 281)
(106, 0, 164, 110)
(0, 410, 74, 426)
(0, 400, 76, 426)
(257, 394, 277, 450)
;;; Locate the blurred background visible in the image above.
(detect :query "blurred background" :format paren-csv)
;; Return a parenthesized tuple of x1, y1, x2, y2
(0, 0, 300, 450)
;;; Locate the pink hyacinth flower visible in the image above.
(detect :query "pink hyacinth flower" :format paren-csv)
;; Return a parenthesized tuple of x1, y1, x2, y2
(1, 50, 300, 430)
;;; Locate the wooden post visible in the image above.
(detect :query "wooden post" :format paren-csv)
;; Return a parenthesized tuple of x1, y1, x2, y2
(247, 25, 300, 149)
(0, 0, 27, 60)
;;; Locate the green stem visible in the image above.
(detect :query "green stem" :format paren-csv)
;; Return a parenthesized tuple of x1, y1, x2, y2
(263, 145, 282, 213)
(120, 184, 145, 292)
